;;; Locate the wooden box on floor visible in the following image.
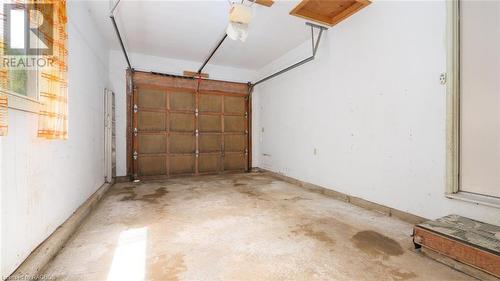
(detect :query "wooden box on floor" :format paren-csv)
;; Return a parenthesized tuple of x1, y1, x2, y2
(413, 215, 500, 279)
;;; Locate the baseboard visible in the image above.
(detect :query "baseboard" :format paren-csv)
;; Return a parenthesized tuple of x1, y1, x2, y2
(7, 182, 112, 280)
(260, 168, 427, 225)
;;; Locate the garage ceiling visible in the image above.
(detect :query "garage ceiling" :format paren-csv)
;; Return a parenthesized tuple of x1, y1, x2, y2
(87, 0, 311, 70)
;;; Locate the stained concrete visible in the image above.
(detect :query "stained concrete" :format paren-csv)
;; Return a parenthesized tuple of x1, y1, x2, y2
(43, 172, 471, 280)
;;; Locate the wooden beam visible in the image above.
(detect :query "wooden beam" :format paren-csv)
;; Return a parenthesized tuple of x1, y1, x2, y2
(290, 0, 371, 27)
(183, 71, 209, 79)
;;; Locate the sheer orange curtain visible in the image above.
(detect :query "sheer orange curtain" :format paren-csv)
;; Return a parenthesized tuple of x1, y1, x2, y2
(0, 0, 68, 138)
(37, 0, 68, 139)
(0, 94, 7, 136)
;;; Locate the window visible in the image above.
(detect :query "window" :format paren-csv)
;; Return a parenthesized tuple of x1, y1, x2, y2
(6, 65, 40, 113)
(446, 0, 500, 206)
(1, 2, 41, 113)
(1, 0, 68, 138)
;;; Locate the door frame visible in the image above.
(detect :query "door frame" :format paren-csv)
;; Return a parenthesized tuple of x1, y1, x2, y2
(445, 0, 500, 208)
(445, 0, 460, 195)
(104, 88, 115, 183)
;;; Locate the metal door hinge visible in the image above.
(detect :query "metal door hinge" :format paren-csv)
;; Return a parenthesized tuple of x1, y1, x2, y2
(133, 151, 138, 160)
(440, 73, 447, 85)
(133, 128, 138, 136)
(133, 104, 138, 113)
(245, 112, 248, 118)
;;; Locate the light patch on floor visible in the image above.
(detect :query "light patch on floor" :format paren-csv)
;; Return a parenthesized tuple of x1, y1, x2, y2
(107, 227, 147, 281)
(43, 172, 470, 280)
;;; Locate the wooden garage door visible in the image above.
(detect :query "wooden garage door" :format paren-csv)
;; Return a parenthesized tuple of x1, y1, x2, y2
(130, 72, 249, 179)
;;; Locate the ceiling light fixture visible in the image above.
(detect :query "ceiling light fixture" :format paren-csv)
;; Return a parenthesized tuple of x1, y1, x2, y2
(226, 2, 253, 42)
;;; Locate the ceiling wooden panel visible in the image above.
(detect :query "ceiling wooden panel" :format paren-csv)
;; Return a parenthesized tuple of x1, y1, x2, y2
(255, 0, 275, 7)
(290, 0, 371, 27)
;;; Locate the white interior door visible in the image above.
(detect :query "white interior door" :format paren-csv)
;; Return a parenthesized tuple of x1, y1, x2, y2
(459, 0, 500, 197)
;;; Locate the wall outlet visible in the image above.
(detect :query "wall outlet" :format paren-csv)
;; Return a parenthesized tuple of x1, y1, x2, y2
(440, 73, 447, 85)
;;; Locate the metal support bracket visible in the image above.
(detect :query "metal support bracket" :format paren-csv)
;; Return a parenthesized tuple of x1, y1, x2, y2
(198, 34, 228, 74)
(250, 22, 328, 89)
(110, 0, 122, 17)
(110, 0, 133, 70)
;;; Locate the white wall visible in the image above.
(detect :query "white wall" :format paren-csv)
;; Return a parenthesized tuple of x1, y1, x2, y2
(253, 0, 500, 225)
(1, 2, 110, 277)
(108, 50, 258, 176)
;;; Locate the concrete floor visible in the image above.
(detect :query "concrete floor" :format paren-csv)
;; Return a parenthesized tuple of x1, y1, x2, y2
(44, 172, 470, 281)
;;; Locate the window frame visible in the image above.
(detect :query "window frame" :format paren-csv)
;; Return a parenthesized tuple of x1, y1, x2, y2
(5, 3, 41, 113)
(5, 88, 40, 113)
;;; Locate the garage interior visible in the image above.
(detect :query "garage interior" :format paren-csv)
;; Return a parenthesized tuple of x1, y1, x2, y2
(1, 0, 499, 280)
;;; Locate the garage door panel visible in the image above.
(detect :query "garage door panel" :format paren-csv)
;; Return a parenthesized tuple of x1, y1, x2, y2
(170, 134, 195, 154)
(224, 96, 246, 114)
(169, 155, 195, 174)
(138, 134, 166, 154)
(170, 113, 195, 132)
(133, 74, 248, 178)
(199, 134, 221, 152)
(224, 153, 246, 171)
(199, 95, 222, 112)
(224, 116, 246, 132)
(199, 115, 221, 132)
(138, 111, 166, 131)
(225, 134, 246, 152)
(139, 156, 166, 176)
(170, 92, 195, 111)
(199, 155, 221, 173)
(138, 89, 166, 108)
